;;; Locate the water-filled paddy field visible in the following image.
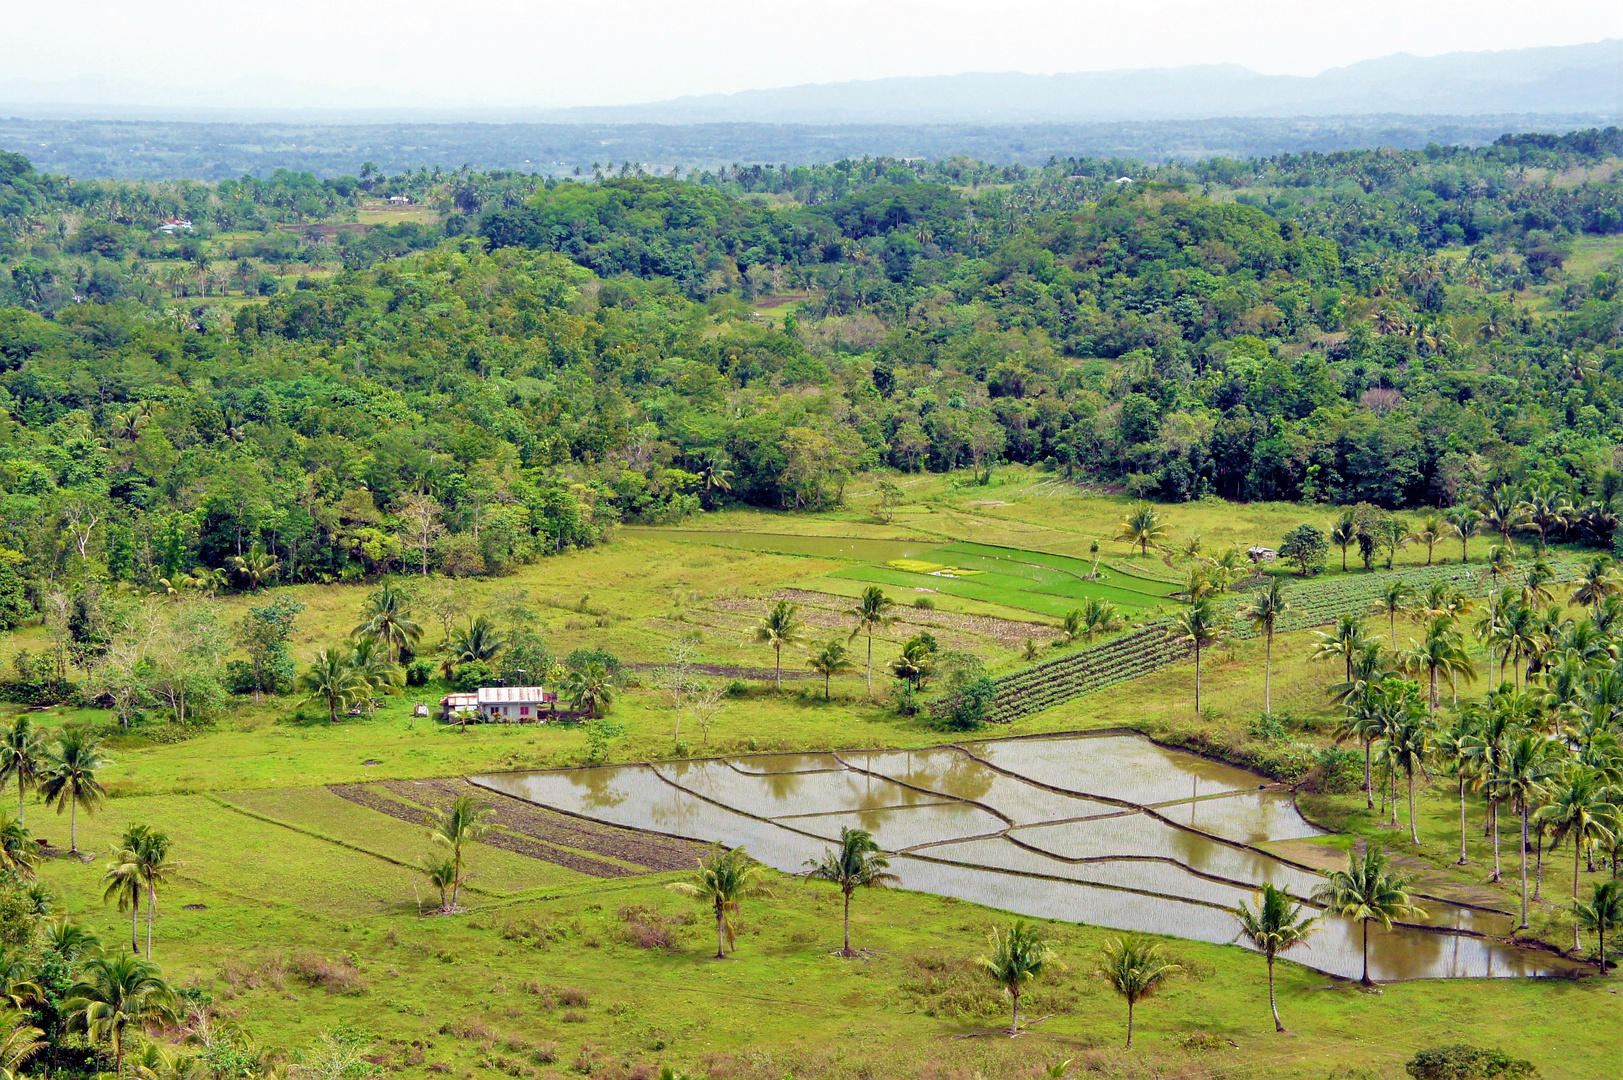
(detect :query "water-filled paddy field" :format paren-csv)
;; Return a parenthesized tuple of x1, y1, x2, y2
(472, 733, 1578, 982)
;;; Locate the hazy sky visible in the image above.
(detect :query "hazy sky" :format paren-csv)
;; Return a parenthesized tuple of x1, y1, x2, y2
(4, 0, 1620, 107)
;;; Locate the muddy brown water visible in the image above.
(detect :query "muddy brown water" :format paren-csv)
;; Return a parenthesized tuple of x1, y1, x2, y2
(470, 733, 1580, 981)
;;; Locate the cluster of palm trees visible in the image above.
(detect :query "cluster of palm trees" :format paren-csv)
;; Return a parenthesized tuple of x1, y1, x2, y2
(419, 794, 494, 914)
(752, 587, 932, 701)
(0, 717, 111, 855)
(1327, 483, 1617, 574)
(299, 584, 424, 722)
(100, 825, 177, 960)
(1312, 559, 1623, 966)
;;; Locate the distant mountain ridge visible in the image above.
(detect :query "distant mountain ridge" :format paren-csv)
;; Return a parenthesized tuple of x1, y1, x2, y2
(551, 40, 1623, 125)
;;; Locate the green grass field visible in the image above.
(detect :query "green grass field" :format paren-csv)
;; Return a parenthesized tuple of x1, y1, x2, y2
(11, 479, 1622, 1080)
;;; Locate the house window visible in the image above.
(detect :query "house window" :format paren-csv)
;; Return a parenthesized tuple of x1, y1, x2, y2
(521, 706, 530, 716)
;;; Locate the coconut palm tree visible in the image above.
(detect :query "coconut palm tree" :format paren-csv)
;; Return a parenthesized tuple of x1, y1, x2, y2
(298, 650, 365, 723)
(1412, 514, 1445, 565)
(1399, 615, 1476, 714)
(753, 600, 804, 690)
(102, 824, 149, 954)
(1444, 506, 1481, 563)
(563, 660, 615, 718)
(1490, 600, 1543, 692)
(1463, 696, 1525, 882)
(1079, 597, 1124, 640)
(1571, 556, 1620, 621)
(226, 544, 279, 592)
(425, 793, 494, 912)
(64, 953, 177, 1079)
(129, 829, 176, 959)
(978, 920, 1057, 1036)
(1534, 767, 1620, 952)
(1233, 884, 1319, 1031)
(1311, 613, 1370, 688)
(1431, 713, 1480, 865)
(806, 639, 854, 701)
(1373, 689, 1432, 843)
(1479, 485, 1523, 545)
(845, 586, 894, 697)
(352, 583, 424, 662)
(1095, 935, 1179, 1048)
(1498, 734, 1559, 928)
(890, 636, 936, 690)
(1575, 880, 1623, 973)
(0, 1010, 43, 1080)
(0, 717, 45, 826)
(1115, 502, 1168, 557)
(420, 855, 458, 914)
(1371, 580, 1414, 650)
(1329, 508, 1357, 572)
(1482, 545, 1517, 684)
(0, 814, 39, 881)
(449, 616, 504, 666)
(1244, 579, 1290, 716)
(1170, 597, 1223, 713)
(40, 727, 110, 854)
(667, 846, 775, 959)
(347, 637, 400, 717)
(803, 827, 898, 956)
(1312, 846, 1422, 986)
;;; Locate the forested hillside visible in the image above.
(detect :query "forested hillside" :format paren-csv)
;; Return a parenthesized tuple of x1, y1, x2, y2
(0, 130, 1621, 597)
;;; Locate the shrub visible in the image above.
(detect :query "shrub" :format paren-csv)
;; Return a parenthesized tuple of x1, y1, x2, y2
(1247, 712, 1289, 743)
(565, 647, 620, 675)
(1405, 1044, 1537, 1080)
(930, 675, 996, 731)
(912, 596, 935, 610)
(405, 660, 435, 687)
(286, 952, 367, 996)
(452, 661, 494, 692)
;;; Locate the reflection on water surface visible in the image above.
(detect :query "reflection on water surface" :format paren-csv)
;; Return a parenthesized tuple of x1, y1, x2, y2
(470, 733, 1578, 981)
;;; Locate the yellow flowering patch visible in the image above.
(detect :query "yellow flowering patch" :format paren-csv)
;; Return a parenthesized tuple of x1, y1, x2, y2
(885, 559, 982, 577)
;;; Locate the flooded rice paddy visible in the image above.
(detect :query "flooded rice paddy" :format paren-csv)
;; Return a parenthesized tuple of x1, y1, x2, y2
(470, 732, 1576, 981)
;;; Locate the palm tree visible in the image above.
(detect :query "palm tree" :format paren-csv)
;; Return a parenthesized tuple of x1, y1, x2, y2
(348, 637, 401, 717)
(754, 600, 803, 690)
(40, 727, 110, 854)
(978, 921, 1057, 1036)
(425, 793, 494, 912)
(226, 544, 279, 591)
(130, 829, 176, 959)
(1432, 713, 1480, 865)
(1311, 613, 1370, 687)
(64, 953, 177, 1079)
(667, 846, 775, 959)
(298, 650, 364, 723)
(1169, 597, 1223, 713)
(1233, 885, 1319, 1031)
(1498, 734, 1558, 928)
(1115, 502, 1168, 557)
(1479, 485, 1523, 545)
(0, 1012, 43, 1080)
(1095, 935, 1179, 1048)
(1244, 579, 1290, 716)
(806, 640, 855, 701)
(1571, 556, 1620, 621)
(1079, 597, 1124, 639)
(420, 855, 459, 915)
(845, 586, 894, 697)
(1329, 509, 1357, 572)
(1535, 767, 1620, 952)
(0, 814, 39, 881)
(0, 717, 45, 826)
(1312, 846, 1421, 986)
(890, 636, 936, 690)
(803, 827, 898, 956)
(449, 616, 504, 666)
(563, 660, 615, 718)
(1412, 514, 1445, 565)
(1444, 506, 1481, 563)
(1491, 600, 1542, 692)
(1575, 880, 1623, 973)
(1371, 685, 1431, 842)
(1372, 580, 1414, 650)
(1399, 615, 1476, 714)
(352, 583, 423, 662)
(102, 824, 149, 954)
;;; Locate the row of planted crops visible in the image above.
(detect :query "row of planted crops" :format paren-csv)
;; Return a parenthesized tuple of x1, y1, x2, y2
(987, 554, 1586, 723)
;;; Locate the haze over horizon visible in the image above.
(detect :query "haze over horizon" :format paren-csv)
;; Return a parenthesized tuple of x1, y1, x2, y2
(2, 0, 1621, 113)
